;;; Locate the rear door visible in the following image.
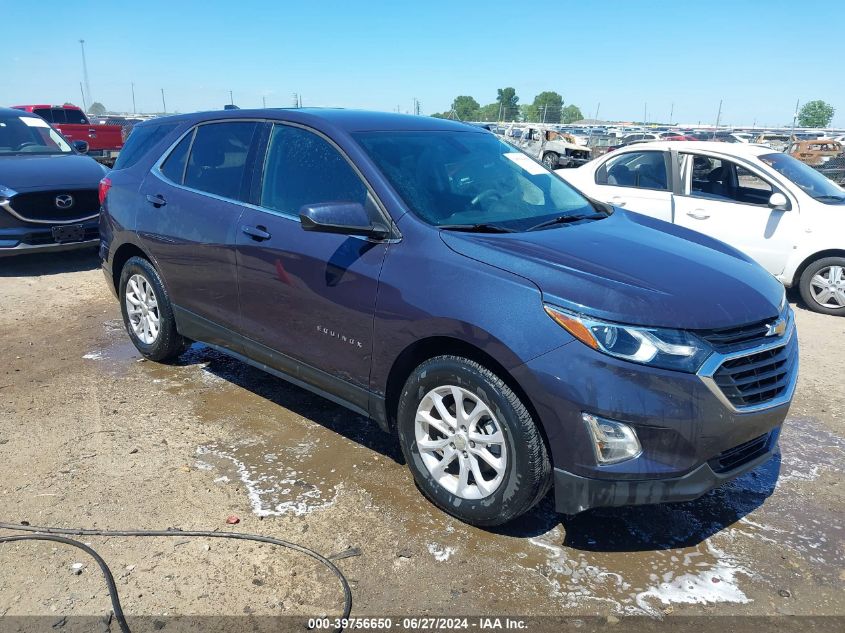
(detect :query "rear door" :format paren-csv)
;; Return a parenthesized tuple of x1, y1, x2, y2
(590, 149, 674, 221)
(674, 151, 798, 275)
(235, 122, 389, 400)
(138, 120, 261, 343)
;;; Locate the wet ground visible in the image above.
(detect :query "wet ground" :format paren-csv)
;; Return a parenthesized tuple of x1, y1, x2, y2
(1, 250, 843, 626)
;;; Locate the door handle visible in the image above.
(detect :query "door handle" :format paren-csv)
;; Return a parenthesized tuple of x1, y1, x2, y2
(242, 225, 271, 241)
(686, 209, 710, 220)
(611, 196, 627, 207)
(145, 194, 166, 207)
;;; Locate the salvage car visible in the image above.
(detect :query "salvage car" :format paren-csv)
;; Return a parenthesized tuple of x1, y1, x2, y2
(559, 141, 845, 315)
(502, 126, 591, 169)
(100, 110, 796, 526)
(0, 107, 106, 256)
(788, 139, 843, 166)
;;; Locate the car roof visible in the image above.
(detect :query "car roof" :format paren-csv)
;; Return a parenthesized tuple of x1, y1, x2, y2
(612, 140, 779, 157)
(0, 107, 40, 119)
(141, 108, 481, 134)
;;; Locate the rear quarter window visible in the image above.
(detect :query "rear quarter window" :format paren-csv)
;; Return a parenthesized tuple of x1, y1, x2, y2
(113, 123, 179, 170)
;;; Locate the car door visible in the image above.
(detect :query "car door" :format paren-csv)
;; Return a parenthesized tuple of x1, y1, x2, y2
(673, 151, 798, 275)
(590, 149, 674, 221)
(235, 122, 389, 404)
(138, 120, 261, 343)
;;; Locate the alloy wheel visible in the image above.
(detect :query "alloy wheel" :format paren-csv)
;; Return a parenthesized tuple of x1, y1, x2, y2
(125, 273, 160, 344)
(414, 385, 508, 499)
(809, 265, 845, 309)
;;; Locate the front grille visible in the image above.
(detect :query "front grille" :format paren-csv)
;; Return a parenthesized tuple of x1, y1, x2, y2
(7, 189, 99, 223)
(712, 334, 797, 408)
(709, 432, 772, 473)
(697, 318, 774, 350)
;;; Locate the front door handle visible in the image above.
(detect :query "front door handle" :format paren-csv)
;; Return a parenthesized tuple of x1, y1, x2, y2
(242, 225, 271, 241)
(145, 194, 166, 208)
(686, 209, 710, 220)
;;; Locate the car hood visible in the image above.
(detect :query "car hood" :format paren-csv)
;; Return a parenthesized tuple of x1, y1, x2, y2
(0, 154, 105, 192)
(440, 210, 783, 330)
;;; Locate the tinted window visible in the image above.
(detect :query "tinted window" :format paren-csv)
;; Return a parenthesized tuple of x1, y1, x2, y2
(63, 109, 88, 124)
(159, 131, 192, 183)
(113, 123, 179, 170)
(184, 122, 258, 200)
(33, 108, 53, 122)
(597, 151, 668, 190)
(50, 109, 67, 124)
(261, 124, 367, 216)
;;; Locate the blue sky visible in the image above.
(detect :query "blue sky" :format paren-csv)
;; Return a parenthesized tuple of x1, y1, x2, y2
(3, 0, 843, 126)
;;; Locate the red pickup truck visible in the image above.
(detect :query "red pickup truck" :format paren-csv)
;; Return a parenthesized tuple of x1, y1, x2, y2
(12, 104, 124, 165)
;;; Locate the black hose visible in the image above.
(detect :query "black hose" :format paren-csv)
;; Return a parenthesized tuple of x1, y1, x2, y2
(0, 521, 352, 633)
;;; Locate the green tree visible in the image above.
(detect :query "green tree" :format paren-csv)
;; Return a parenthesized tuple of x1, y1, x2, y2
(798, 100, 835, 127)
(89, 102, 106, 116)
(561, 104, 584, 124)
(520, 104, 538, 122)
(532, 91, 563, 123)
(478, 103, 500, 121)
(451, 96, 480, 121)
(497, 87, 519, 121)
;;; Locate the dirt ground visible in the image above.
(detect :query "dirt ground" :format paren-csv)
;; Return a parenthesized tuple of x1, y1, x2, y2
(0, 249, 843, 630)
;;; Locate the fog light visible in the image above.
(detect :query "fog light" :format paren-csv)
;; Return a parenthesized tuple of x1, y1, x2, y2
(582, 413, 642, 464)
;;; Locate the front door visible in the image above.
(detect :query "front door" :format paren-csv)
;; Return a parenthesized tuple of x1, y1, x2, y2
(591, 149, 674, 221)
(674, 152, 798, 275)
(235, 122, 388, 398)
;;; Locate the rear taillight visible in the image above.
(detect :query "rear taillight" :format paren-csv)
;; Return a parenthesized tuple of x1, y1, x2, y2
(98, 177, 112, 205)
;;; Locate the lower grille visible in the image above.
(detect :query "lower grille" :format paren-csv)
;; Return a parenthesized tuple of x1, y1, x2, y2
(712, 334, 797, 408)
(709, 433, 772, 473)
(697, 318, 774, 350)
(7, 189, 99, 223)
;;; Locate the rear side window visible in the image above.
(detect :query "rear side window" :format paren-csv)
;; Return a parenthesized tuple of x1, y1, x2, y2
(260, 124, 368, 216)
(159, 131, 193, 183)
(33, 108, 53, 122)
(184, 122, 258, 200)
(596, 151, 669, 190)
(113, 123, 178, 170)
(63, 109, 88, 124)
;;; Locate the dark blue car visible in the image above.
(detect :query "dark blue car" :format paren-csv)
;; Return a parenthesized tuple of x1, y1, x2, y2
(99, 109, 797, 526)
(0, 107, 105, 256)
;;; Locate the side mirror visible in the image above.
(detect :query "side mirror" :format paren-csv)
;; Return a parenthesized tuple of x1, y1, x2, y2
(299, 202, 390, 239)
(768, 192, 789, 209)
(72, 140, 89, 154)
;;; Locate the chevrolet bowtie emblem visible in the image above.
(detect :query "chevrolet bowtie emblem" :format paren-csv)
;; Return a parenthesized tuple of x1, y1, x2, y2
(765, 318, 786, 337)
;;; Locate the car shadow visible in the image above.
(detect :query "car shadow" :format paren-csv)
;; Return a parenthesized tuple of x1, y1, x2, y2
(493, 452, 781, 551)
(0, 247, 99, 277)
(173, 343, 405, 464)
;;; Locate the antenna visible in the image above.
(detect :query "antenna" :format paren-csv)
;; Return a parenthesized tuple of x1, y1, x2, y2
(79, 39, 92, 109)
(713, 99, 723, 139)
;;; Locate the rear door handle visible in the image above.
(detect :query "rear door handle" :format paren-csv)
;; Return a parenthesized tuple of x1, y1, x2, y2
(145, 194, 166, 207)
(686, 209, 710, 220)
(242, 225, 271, 241)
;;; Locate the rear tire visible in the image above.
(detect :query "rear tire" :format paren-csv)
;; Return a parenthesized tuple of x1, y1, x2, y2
(396, 356, 551, 527)
(119, 256, 187, 361)
(798, 257, 845, 316)
(542, 152, 559, 170)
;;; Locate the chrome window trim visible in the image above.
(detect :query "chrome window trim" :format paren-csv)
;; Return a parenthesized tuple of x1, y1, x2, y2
(697, 309, 798, 413)
(0, 198, 99, 225)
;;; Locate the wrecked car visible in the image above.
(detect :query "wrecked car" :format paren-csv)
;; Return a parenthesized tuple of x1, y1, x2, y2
(502, 125, 591, 170)
(788, 139, 843, 167)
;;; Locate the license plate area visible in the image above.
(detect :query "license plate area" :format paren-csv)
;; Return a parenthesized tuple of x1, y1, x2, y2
(51, 224, 85, 243)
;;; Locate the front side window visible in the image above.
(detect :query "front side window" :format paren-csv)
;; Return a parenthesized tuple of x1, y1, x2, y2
(183, 121, 258, 200)
(261, 124, 368, 216)
(682, 154, 778, 206)
(354, 130, 596, 230)
(596, 151, 668, 190)
(63, 109, 88, 124)
(0, 115, 72, 155)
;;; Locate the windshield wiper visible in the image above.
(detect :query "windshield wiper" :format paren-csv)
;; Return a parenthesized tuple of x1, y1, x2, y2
(814, 194, 845, 201)
(526, 212, 607, 232)
(438, 223, 517, 233)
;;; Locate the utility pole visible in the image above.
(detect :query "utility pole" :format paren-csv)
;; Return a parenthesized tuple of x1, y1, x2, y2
(643, 102, 647, 125)
(791, 98, 800, 137)
(713, 99, 723, 139)
(79, 39, 92, 108)
(669, 102, 674, 124)
(229, 90, 234, 106)
(131, 82, 136, 114)
(78, 83, 87, 112)
(160, 88, 167, 114)
(542, 105, 547, 124)
(262, 96, 267, 108)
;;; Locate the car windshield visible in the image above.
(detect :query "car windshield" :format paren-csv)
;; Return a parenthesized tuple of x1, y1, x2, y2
(354, 130, 597, 231)
(0, 115, 72, 155)
(759, 152, 845, 203)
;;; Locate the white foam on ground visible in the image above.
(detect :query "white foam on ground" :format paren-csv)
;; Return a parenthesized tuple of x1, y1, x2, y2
(82, 352, 103, 360)
(427, 543, 455, 562)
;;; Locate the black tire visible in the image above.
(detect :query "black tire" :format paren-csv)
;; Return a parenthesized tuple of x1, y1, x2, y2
(396, 356, 551, 527)
(119, 256, 187, 361)
(542, 152, 559, 170)
(798, 256, 845, 316)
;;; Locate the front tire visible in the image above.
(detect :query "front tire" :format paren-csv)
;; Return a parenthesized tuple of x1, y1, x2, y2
(799, 257, 845, 316)
(119, 256, 187, 361)
(397, 356, 551, 526)
(542, 152, 559, 170)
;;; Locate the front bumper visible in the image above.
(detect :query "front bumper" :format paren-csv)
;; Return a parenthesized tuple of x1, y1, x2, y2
(0, 221, 99, 257)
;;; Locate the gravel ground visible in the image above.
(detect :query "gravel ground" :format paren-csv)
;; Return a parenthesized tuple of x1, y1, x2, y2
(0, 249, 843, 630)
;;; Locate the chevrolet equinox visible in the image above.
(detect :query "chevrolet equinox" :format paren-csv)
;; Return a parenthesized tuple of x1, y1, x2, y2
(99, 110, 798, 526)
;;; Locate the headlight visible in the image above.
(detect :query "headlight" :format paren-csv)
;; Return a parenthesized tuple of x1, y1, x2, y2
(544, 305, 712, 372)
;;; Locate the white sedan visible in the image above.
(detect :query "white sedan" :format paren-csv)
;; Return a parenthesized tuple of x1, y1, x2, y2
(558, 141, 845, 315)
